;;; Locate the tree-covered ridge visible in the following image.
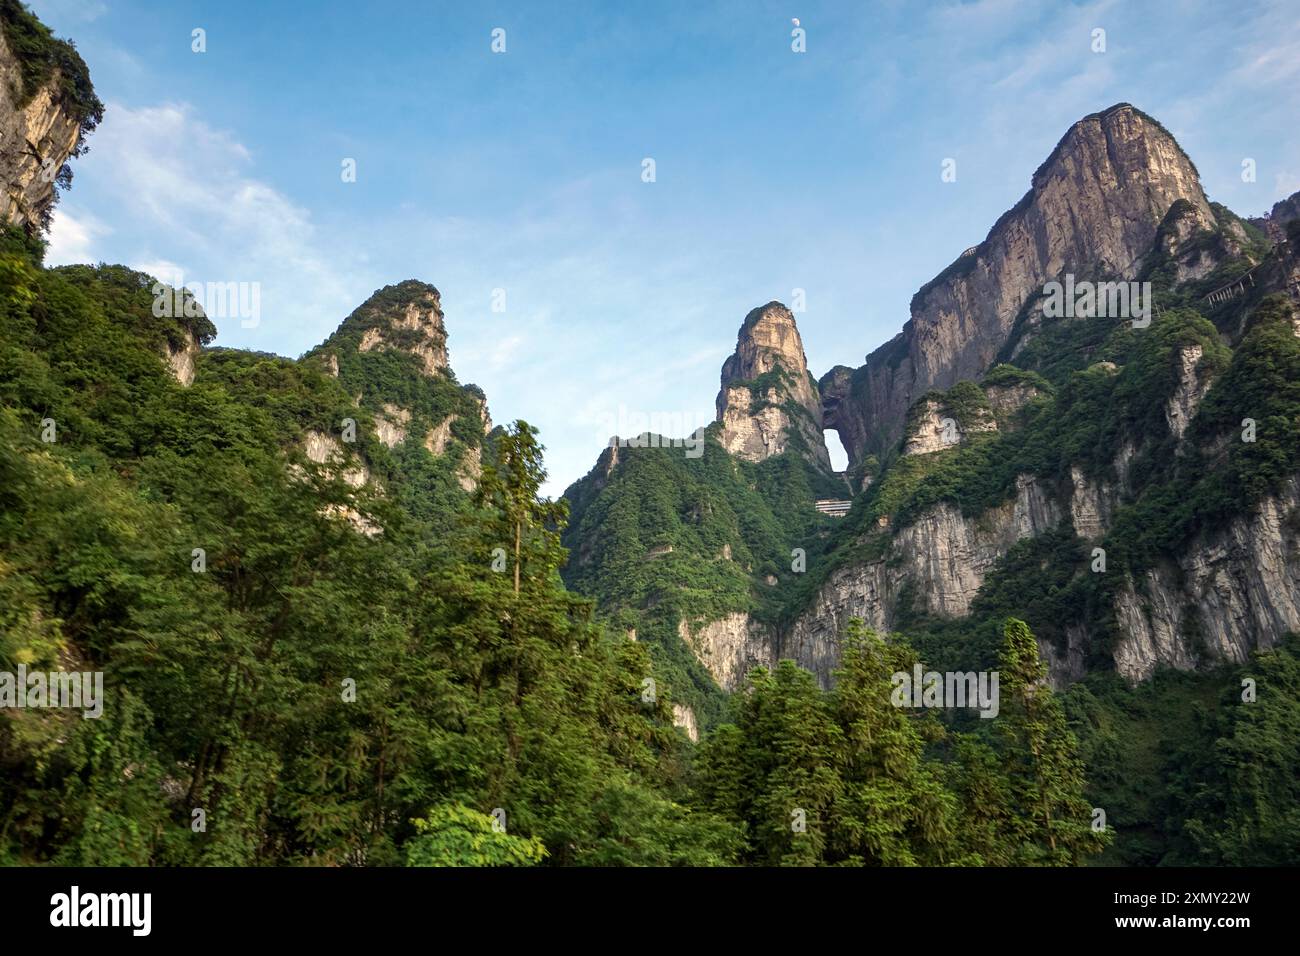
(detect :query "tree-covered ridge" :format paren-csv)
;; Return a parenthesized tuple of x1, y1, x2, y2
(302, 279, 487, 511)
(0, 230, 741, 866)
(561, 431, 845, 727)
(5, 225, 1117, 867)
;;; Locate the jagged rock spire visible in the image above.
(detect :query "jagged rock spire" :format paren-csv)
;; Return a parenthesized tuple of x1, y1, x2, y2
(715, 301, 831, 469)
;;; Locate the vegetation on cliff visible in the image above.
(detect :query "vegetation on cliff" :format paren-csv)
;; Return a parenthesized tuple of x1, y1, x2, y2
(0, 228, 737, 865)
(1, 0, 102, 136)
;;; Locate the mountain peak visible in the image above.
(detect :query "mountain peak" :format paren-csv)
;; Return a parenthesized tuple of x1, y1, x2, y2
(828, 103, 1212, 466)
(715, 302, 831, 469)
(1034, 102, 1204, 205)
(330, 280, 448, 376)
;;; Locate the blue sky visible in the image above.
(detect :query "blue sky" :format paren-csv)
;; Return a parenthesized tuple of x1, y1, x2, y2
(33, 0, 1300, 494)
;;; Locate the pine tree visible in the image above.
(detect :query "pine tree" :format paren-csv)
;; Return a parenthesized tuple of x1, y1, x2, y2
(829, 622, 956, 865)
(473, 421, 568, 596)
(997, 618, 1108, 864)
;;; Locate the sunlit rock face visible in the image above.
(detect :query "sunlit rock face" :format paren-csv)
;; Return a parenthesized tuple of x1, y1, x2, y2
(0, 30, 85, 231)
(716, 301, 831, 469)
(827, 104, 1213, 467)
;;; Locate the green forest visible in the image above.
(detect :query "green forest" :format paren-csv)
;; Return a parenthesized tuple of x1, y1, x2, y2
(554, 203, 1300, 867)
(2, 0, 1297, 870)
(2, 222, 1295, 865)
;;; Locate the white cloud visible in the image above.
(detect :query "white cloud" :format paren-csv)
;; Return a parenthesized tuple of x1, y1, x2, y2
(1274, 171, 1300, 201)
(63, 102, 368, 352)
(44, 207, 109, 265)
(131, 258, 188, 287)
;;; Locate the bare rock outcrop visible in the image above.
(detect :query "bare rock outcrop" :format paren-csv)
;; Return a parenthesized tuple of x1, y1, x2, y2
(302, 430, 370, 488)
(296, 430, 378, 535)
(373, 404, 411, 447)
(353, 288, 448, 376)
(902, 396, 996, 456)
(161, 331, 201, 387)
(825, 104, 1213, 466)
(672, 704, 699, 742)
(0, 23, 97, 232)
(781, 474, 1062, 684)
(984, 381, 1042, 420)
(1165, 344, 1212, 441)
(1113, 479, 1300, 682)
(677, 612, 775, 692)
(309, 280, 491, 496)
(716, 302, 831, 469)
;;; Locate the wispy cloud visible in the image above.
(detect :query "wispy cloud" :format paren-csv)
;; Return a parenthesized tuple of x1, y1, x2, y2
(48, 101, 370, 353)
(34, 0, 1300, 495)
(45, 207, 109, 264)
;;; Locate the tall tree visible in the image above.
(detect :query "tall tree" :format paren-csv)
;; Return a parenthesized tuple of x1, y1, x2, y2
(828, 623, 956, 865)
(997, 618, 1108, 864)
(474, 421, 568, 596)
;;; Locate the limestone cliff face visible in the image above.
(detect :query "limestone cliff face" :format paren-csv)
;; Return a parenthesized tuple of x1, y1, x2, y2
(1249, 226, 1300, 320)
(296, 430, 379, 535)
(677, 613, 775, 692)
(901, 397, 997, 456)
(1157, 200, 1233, 285)
(818, 365, 864, 461)
(704, 336, 1297, 692)
(161, 331, 201, 387)
(302, 430, 371, 488)
(458, 392, 492, 491)
(374, 404, 412, 447)
(0, 24, 97, 231)
(825, 104, 1213, 465)
(1112, 479, 1300, 682)
(1165, 344, 1212, 441)
(778, 449, 1300, 692)
(716, 302, 832, 469)
(780, 474, 1061, 686)
(671, 704, 699, 743)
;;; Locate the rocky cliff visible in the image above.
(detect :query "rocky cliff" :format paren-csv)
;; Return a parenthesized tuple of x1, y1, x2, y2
(1250, 189, 1300, 244)
(780, 276, 1299, 692)
(780, 482, 1061, 686)
(1112, 478, 1300, 682)
(0, 2, 102, 231)
(784, 464, 1300, 690)
(307, 280, 489, 493)
(563, 104, 1299, 717)
(716, 301, 832, 470)
(824, 104, 1213, 466)
(329, 280, 450, 377)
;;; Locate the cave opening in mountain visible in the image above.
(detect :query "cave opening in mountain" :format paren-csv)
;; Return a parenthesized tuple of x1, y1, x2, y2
(824, 429, 849, 473)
